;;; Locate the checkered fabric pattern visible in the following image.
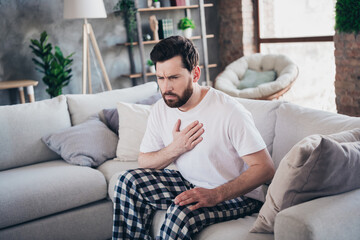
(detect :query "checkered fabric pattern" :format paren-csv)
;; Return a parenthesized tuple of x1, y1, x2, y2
(112, 168, 262, 240)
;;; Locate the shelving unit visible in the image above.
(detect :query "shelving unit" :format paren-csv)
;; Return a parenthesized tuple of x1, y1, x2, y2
(121, 0, 215, 86)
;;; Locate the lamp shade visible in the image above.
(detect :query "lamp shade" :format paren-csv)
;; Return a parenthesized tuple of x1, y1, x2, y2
(64, 0, 107, 19)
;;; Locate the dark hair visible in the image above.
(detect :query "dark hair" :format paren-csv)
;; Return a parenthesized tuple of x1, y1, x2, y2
(150, 36, 199, 72)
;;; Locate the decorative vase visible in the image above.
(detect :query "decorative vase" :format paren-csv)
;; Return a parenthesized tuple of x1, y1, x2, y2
(149, 65, 156, 73)
(183, 28, 192, 38)
(154, 1, 161, 8)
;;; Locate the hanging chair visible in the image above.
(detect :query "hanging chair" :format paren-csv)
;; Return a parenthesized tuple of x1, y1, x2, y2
(214, 53, 299, 100)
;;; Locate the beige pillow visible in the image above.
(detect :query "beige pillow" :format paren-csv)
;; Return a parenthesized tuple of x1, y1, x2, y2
(115, 102, 152, 161)
(250, 128, 360, 233)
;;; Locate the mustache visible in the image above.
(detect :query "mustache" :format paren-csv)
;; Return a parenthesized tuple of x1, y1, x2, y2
(163, 92, 178, 97)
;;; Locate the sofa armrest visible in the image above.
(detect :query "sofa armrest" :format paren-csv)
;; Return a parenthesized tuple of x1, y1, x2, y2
(274, 188, 360, 240)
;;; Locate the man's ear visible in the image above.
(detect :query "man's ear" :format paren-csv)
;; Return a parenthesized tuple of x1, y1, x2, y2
(192, 66, 201, 83)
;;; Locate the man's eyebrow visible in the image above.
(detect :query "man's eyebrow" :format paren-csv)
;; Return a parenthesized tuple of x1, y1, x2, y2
(157, 74, 180, 78)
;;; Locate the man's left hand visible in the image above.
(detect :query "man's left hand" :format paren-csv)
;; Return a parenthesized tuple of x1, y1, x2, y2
(174, 188, 221, 211)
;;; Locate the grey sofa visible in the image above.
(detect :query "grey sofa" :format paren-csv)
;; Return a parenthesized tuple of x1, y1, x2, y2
(1, 82, 360, 240)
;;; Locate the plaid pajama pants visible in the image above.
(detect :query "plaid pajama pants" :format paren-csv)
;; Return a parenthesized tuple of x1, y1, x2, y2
(112, 168, 262, 240)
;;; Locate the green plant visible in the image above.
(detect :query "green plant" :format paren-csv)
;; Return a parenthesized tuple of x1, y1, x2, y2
(29, 31, 74, 98)
(177, 17, 196, 30)
(147, 59, 154, 66)
(114, 0, 137, 45)
(153, 0, 159, 2)
(335, 0, 360, 34)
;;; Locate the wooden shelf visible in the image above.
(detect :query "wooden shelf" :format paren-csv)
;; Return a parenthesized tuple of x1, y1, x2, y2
(118, 34, 215, 46)
(138, 4, 214, 12)
(122, 64, 217, 79)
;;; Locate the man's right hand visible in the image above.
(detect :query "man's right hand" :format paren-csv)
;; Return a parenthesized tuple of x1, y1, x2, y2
(170, 119, 204, 156)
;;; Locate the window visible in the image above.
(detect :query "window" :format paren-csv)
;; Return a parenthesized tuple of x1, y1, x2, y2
(256, 0, 336, 112)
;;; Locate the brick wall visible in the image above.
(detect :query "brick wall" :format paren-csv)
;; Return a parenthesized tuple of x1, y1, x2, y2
(334, 32, 360, 117)
(218, 0, 257, 70)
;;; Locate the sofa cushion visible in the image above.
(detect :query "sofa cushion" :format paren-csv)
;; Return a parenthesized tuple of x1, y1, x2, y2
(66, 82, 159, 125)
(0, 160, 107, 229)
(273, 102, 360, 168)
(236, 98, 282, 156)
(0, 95, 71, 171)
(151, 211, 273, 240)
(251, 129, 360, 233)
(116, 102, 152, 161)
(42, 115, 118, 167)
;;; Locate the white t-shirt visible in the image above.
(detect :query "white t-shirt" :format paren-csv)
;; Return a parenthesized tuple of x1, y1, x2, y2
(140, 88, 266, 202)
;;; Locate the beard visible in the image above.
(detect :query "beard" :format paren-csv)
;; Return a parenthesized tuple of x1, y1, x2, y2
(162, 80, 193, 108)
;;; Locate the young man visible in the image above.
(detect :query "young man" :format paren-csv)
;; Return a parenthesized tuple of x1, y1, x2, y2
(112, 36, 275, 240)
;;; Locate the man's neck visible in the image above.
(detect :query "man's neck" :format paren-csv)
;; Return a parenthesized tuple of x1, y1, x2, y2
(178, 84, 209, 112)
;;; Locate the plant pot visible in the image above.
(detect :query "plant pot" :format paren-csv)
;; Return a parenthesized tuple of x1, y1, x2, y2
(149, 65, 156, 73)
(183, 28, 192, 38)
(154, 1, 161, 8)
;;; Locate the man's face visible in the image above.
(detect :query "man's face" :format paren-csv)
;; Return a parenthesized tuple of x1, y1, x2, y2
(156, 55, 194, 108)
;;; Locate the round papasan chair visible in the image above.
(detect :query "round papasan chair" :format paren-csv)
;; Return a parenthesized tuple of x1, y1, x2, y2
(214, 53, 299, 100)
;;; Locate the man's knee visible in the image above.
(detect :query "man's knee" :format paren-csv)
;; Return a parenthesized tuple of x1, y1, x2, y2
(166, 204, 195, 224)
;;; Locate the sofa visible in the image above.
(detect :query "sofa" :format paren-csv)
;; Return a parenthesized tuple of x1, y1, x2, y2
(1, 81, 360, 240)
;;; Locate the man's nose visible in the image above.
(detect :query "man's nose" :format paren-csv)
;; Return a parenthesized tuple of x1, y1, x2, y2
(163, 79, 173, 91)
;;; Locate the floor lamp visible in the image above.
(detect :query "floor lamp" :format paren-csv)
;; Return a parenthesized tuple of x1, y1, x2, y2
(64, 0, 112, 94)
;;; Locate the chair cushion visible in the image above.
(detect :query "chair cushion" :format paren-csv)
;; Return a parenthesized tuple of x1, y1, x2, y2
(273, 102, 360, 168)
(238, 69, 277, 90)
(0, 161, 107, 229)
(0, 95, 71, 171)
(66, 82, 159, 125)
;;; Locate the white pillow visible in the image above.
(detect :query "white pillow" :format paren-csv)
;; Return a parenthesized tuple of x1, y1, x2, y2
(115, 102, 152, 161)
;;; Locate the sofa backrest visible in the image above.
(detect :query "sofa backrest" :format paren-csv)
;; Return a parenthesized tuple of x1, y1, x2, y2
(236, 98, 283, 157)
(272, 103, 360, 168)
(66, 82, 159, 125)
(0, 96, 71, 171)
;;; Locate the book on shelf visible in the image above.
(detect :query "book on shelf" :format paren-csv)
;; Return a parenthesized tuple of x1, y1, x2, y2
(170, 0, 186, 6)
(158, 19, 174, 39)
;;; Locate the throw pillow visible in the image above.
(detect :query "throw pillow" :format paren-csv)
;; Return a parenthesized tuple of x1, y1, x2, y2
(102, 93, 161, 135)
(250, 128, 360, 233)
(136, 92, 162, 105)
(42, 115, 118, 167)
(238, 69, 276, 90)
(115, 102, 152, 161)
(103, 108, 119, 135)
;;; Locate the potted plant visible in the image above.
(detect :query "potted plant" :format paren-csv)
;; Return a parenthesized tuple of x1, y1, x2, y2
(153, 0, 161, 8)
(114, 0, 137, 46)
(177, 17, 195, 38)
(29, 31, 74, 98)
(147, 60, 156, 73)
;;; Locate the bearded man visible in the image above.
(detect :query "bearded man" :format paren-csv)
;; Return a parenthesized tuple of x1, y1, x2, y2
(112, 36, 275, 240)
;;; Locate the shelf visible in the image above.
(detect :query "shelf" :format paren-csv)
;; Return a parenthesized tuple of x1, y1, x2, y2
(118, 34, 215, 46)
(138, 4, 214, 12)
(122, 64, 217, 79)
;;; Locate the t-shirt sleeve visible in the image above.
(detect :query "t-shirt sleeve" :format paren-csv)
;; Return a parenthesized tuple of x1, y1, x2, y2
(228, 103, 266, 157)
(139, 104, 165, 153)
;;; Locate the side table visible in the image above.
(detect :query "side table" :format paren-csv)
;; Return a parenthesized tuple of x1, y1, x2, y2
(0, 80, 39, 103)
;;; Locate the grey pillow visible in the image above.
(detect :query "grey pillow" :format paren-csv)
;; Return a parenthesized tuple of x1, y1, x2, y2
(103, 108, 119, 135)
(251, 128, 360, 233)
(42, 115, 118, 167)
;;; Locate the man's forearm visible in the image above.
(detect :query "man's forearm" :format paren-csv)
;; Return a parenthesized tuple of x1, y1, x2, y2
(138, 144, 180, 169)
(215, 161, 275, 203)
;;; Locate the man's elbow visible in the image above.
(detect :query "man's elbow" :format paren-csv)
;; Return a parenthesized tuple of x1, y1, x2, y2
(264, 161, 276, 183)
(138, 152, 147, 168)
